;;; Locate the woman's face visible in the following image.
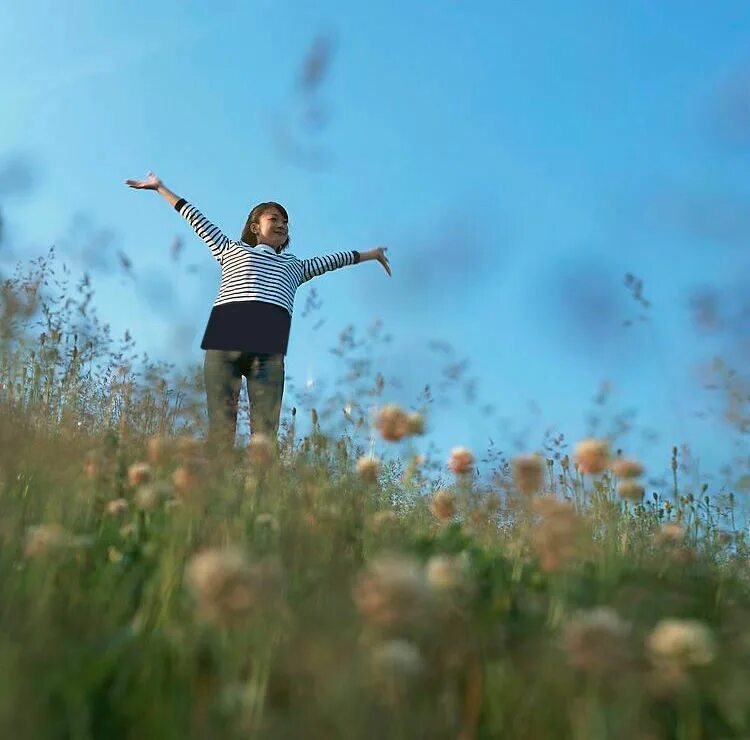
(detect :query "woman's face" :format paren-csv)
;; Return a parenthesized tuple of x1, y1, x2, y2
(253, 207, 288, 249)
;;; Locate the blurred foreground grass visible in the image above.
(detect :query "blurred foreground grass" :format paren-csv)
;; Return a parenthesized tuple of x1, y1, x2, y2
(1, 251, 749, 740)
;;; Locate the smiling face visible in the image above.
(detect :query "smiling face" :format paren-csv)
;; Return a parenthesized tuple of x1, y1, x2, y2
(251, 206, 288, 250)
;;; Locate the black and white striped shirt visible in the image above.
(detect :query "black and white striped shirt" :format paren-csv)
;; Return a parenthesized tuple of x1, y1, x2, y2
(175, 199, 360, 354)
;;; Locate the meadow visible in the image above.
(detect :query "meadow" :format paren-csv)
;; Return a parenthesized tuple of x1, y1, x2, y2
(1, 250, 749, 740)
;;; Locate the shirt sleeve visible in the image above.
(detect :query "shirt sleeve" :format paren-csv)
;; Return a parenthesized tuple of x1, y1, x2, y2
(297, 250, 360, 286)
(174, 198, 230, 265)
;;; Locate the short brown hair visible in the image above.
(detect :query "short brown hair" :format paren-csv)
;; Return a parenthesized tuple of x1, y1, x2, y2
(241, 202, 290, 251)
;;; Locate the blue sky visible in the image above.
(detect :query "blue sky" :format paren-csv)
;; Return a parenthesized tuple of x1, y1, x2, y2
(2, 1, 750, 495)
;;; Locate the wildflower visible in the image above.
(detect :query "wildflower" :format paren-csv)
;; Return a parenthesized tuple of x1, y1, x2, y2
(185, 547, 283, 627)
(563, 607, 631, 676)
(512, 454, 545, 495)
(610, 457, 644, 478)
(531, 497, 583, 572)
(617, 480, 645, 502)
(353, 554, 433, 633)
(401, 453, 425, 485)
(248, 433, 276, 466)
(654, 522, 685, 546)
(127, 462, 152, 488)
(108, 546, 124, 563)
(375, 404, 410, 442)
(105, 498, 129, 516)
(430, 490, 456, 521)
(406, 412, 425, 436)
(356, 455, 381, 483)
(574, 438, 609, 475)
(448, 446, 474, 476)
(646, 619, 716, 671)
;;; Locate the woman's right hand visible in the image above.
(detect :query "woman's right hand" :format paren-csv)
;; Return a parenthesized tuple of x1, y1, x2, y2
(125, 170, 162, 190)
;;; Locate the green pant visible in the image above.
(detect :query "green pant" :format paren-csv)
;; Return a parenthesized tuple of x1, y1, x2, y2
(203, 350, 285, 449)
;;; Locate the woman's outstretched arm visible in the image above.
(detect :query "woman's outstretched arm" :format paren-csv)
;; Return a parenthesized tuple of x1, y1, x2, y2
(298, 246, 391, 285)
(124, 171, 229, 264)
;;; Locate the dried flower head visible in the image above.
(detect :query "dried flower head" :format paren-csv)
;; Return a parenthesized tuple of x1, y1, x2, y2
(654, 522, 685, 546)
(512, 454, 545, 495)
(25, 524, 89, 558)
(448, 446, 474, 476)
(83, 451, 102, 480)
(369, 509, 399, 532)
(255, 513, 279, 531)
(248, 433, 276, 466)
(425, 553, 472, 596)
(134, 482, 172, 511)
(356, 455, 381, 483)
(147, 435, 172, 465)
(531, 497, 583, 572)
(353, 554, 433, 633)
(127, 462, 152, 488)
(375, 404, 410, 442)
(610, 457, 644, 479)
(646, 619, 716, 671)
(563, 607, 632, 676)
(175, 434, 202, 460)
(185, 547, 283, 627)
(172, 458, 207, 500)
(430, 489, 456, 521)
(617, 480, 645, 502)
(574, 438, 610, 475)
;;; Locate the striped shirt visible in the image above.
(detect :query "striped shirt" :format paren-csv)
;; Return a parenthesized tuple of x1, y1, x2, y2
(174, 199, 360, 354)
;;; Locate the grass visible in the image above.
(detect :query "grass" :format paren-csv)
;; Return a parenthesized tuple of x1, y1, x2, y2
(1, 249, 749, 739)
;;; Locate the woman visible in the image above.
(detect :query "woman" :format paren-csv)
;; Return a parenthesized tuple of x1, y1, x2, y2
(125, 171, 391, 451)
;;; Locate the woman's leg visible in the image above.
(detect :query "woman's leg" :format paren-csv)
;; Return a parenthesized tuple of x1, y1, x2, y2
(246, 353, 285, 440)
(203, 350, 243, 451)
